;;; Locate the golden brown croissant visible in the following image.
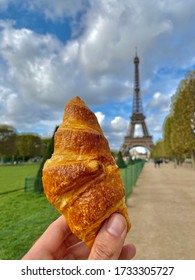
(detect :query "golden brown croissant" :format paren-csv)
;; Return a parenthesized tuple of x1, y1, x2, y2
(42, 96, 131, 248)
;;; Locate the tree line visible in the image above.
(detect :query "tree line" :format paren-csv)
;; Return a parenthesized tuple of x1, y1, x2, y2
(151, 70, 195, 168)
(0, 125, 51, 163)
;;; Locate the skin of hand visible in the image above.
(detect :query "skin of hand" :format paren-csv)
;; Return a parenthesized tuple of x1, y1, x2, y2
(22, 213, 136, 260)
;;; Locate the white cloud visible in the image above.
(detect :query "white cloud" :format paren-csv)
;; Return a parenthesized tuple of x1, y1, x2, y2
(101, 116, 128, 150)
(134, 124, 144, 137)
(95, 111, 105, 126)
(24, 0, 87, 21)
(1, 0, 195, 147)
(79, 0, 191, 78)
(153, 126, 162, 132)
(148, 92, 171, 112)
(111, 116, 128, 131)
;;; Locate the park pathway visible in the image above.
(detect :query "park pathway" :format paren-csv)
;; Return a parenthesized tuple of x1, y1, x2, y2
(126, 162, 195, 260)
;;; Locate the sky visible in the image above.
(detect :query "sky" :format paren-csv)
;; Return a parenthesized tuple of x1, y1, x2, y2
(0, 0, 195, 151)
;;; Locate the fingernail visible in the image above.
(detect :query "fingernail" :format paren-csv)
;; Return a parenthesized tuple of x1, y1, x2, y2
(106, 214, 127, 237)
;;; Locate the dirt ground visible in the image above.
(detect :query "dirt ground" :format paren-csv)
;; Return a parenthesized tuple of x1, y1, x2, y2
(126, 162, 195, 260)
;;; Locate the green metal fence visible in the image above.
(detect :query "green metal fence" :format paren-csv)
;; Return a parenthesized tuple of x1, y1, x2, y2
(120, 161, 145, 201)
(24, 177, 42, 192)
(24, 177, 35, 192)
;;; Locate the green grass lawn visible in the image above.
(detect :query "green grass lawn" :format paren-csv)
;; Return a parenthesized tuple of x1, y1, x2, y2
(0, 164, 39, 193)
(0, 164, 59, 259)
(0, 162, 144, 259)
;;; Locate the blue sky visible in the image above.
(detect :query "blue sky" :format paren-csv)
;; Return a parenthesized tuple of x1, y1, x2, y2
(0, 0, 195, 150)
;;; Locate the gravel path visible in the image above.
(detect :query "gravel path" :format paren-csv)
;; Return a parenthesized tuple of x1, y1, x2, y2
(126, 162, 195, 260)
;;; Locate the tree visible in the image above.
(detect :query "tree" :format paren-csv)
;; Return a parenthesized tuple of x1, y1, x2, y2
(16, 134, 42, 161)
(0, 125, 16, 163)
(151, 140, 165, 159)
(116, 151, 126, 168)
(163, 116, 174, 159)
(41, 138, 51, 157)
(170, 71, 195, 167)
(127, 155, 134, 165)
(34, 126, 58, 192)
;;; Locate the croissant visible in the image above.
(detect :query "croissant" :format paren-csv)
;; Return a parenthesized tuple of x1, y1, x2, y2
(42, 96, 131, 248)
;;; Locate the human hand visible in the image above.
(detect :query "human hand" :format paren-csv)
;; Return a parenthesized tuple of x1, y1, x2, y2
(22, 213, 136, 260)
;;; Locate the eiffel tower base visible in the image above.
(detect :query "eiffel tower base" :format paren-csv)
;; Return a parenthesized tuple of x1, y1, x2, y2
(121, 135, 153, 156)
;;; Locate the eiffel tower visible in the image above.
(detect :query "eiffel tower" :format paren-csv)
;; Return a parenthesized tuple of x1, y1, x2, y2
(122, 53, 153, 155)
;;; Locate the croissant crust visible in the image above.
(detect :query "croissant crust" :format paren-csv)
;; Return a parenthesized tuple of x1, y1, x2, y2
(42, 96, 131, 248)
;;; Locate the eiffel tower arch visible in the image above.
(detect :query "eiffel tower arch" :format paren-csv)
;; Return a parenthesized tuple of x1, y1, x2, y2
(121, 53, 153, 155)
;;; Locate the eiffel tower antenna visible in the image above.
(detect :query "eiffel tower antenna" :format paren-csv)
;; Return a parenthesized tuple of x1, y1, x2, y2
(121, 52, 153, 155)
(132, 49, 143, 114)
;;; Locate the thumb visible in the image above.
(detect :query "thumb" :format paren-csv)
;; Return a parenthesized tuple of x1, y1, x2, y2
(88, 213, 127, 260)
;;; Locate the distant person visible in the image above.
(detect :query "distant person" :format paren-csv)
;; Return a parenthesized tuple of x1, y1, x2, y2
(154, 159, 162, 168)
